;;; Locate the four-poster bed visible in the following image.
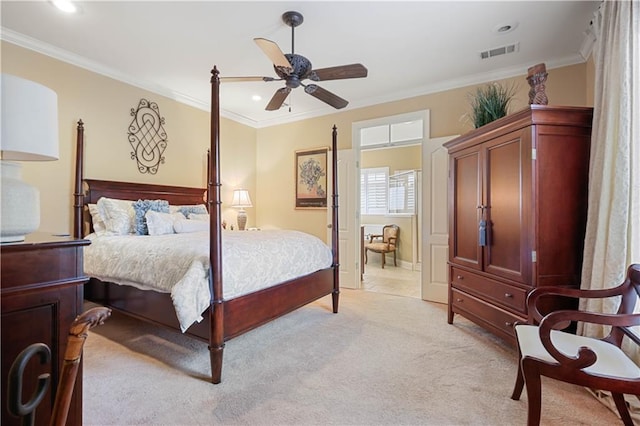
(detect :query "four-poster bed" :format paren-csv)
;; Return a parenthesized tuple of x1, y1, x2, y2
(73, 67, 340, 384)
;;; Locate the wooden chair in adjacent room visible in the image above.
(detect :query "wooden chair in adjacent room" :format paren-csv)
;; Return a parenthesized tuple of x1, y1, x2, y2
(364, 224, 399, 269)
(6, 307, 111, 426)
(511, 263, 640, 426)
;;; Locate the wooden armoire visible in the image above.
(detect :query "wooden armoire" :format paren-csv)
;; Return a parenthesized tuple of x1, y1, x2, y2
(444, 105, 593, 343)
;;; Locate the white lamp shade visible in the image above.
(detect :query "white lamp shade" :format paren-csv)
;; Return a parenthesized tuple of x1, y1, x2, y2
(1, 74, 59, 161)
(231, 189, 252, 208)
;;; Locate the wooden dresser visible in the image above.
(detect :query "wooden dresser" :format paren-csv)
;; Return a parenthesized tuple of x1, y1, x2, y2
(444, 105, 593, 343)
(1, 233, 90, 425)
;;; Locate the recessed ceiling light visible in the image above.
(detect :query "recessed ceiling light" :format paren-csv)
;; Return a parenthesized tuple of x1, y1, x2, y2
(252, 95, 262, 102)
(51, 0, 77, 14)
(493, 22, 518, 35)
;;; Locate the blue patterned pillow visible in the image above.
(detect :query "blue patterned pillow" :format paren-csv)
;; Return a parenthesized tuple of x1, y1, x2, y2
(132, 199, 169, 235)
(176, 204, 208, 217)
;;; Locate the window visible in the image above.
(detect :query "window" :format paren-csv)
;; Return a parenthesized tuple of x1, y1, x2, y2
(361, 168, 417, 215)
(360, 167, 388, 215)
(360, 117, 423, 149)
(389, 170, 416, 214)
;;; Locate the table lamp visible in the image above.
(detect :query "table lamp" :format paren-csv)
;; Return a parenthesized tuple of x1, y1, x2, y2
(1, 74, 59, 243)
(231, 189, 252, 231)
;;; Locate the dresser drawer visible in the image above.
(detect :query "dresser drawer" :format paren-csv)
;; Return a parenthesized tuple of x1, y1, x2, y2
(451, 288, 524, 341)
(451, 267, 527, 314)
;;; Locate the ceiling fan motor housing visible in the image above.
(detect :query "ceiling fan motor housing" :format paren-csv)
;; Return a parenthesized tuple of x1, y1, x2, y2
(276, 54, 313, 88)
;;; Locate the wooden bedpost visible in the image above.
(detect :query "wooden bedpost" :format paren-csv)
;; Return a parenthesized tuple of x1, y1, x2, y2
(331, 125, 340, 313)
(209, 66, 225, 384)
(73, 120, 85, 239)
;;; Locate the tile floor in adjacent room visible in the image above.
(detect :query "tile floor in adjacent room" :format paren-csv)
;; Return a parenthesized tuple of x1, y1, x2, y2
(361, 261, 421, 299)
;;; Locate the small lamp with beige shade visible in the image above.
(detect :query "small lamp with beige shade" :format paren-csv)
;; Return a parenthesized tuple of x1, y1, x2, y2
(231, 189, 252, 231)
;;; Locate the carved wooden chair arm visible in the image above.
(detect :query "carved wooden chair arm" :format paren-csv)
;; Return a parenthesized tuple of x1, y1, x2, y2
(368, 234, 382, 243)
(526, 284, 630, 323)
(537, 310, 640, 370)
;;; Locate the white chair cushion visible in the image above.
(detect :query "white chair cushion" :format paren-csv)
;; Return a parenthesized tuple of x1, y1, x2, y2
(515, 324, 640, 379)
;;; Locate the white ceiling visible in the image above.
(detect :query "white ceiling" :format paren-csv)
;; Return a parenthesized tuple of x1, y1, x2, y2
(1, 1, 598, 128)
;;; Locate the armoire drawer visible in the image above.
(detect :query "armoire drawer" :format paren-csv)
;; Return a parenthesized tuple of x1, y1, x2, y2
(451, 267, 527, 314)
(451, 288, 524, 340)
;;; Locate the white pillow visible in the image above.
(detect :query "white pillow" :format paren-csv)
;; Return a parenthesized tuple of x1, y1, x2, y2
(188, 213, 210, 221)
(87, 203, 106, 234)
(145, 211, 185, 236)
(96, 197, 135, 235)
(173, 218, 209, 233)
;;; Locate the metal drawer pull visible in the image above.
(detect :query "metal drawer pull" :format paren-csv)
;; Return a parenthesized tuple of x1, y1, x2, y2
(505, 322, 513, 327)
(504, 293, 513, 298)
(457, 275, 463, 280)
(456, 298, 463, 303)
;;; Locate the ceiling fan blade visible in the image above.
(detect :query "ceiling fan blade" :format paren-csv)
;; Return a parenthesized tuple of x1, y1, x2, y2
(265, 87, 291, 111)
(220, 76, 278, 83)
(254, 38, 292, 71)
(304, 84, 349, 109)
(310, 64, 368, 81)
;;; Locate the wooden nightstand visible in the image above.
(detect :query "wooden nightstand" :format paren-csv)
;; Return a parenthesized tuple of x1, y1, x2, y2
(1, 233, 90, 426)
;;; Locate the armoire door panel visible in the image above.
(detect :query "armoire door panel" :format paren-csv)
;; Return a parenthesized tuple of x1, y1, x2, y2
(535, 128, 590, 286)
(450, 149, 482, 270)
(483, 132, 529, 283)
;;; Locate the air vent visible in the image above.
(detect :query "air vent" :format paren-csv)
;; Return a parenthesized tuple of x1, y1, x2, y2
(480, 42, 520, 59)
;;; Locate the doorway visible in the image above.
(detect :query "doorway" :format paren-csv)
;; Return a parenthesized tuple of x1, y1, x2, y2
(360, 147, 422, 299)
(353, 110, 454, 302)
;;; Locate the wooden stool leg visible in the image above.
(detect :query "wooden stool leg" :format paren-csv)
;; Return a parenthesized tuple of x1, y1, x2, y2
(381, 252, 385, 268)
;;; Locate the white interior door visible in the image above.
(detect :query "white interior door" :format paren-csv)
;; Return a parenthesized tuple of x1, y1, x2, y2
(328, 149, 358, 289)
(421, 135, 455, 303)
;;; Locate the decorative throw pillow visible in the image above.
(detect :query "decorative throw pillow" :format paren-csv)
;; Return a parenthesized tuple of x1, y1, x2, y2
(87, 203, 106, 234)
(173, 217, 210, 233)
(97, 197, 136, 235)
(188, 213, 210, 221)
(145, 211, 185, 236)
(132, 199, 170, 235)
(170, 204, 208, 217)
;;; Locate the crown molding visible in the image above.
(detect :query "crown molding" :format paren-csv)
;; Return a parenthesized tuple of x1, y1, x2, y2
(1, 27, 589, 130)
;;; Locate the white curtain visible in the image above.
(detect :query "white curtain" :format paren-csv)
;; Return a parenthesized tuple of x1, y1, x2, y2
(578, 0, 640, 419)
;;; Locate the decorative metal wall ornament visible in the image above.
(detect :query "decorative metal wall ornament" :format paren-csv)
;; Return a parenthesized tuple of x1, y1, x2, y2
(128, 99, 168, 174)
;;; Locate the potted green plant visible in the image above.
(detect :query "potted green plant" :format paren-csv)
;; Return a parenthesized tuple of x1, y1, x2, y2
(467, 82, 517, 128)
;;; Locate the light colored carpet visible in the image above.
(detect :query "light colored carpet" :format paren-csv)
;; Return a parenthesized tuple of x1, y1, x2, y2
(83, 289, 620, 425)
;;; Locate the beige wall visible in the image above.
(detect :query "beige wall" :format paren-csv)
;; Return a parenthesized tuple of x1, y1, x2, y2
(256, 63, 590, 242)
(361, 145, 421, 171)
(2, 42, 256, 234)
(3, 41, 591, 243)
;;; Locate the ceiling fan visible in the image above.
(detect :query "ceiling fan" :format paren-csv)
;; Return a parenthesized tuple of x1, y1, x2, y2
(221, 11, 368, 111)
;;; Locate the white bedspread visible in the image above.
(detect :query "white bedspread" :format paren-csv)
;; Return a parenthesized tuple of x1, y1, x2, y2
(83, 230, 333, 332)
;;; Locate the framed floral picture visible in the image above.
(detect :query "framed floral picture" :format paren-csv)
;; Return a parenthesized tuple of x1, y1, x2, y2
(295, 147, 328, 209)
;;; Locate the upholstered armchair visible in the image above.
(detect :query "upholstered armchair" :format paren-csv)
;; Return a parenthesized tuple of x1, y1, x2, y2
(364, 224, 399, 269)
(511, 264, 640, 426)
